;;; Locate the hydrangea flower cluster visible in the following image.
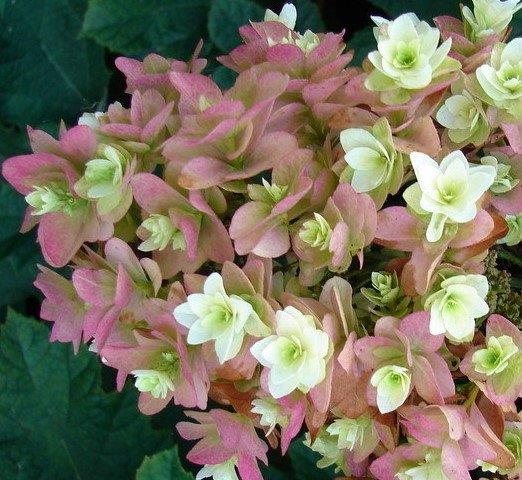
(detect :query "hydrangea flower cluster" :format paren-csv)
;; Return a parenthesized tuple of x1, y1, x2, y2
(3, 2, 521, 479)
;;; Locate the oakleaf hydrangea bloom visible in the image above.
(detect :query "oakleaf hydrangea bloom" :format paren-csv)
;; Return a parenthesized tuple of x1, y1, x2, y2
(370, 365, 411, 414)
(462, 0, 522, 40)
(340, 119, 404, 207)
(424, 273, 489, 342)
(365, 13, 460, 103)
(405, 150, 496, 242)
(436, 89, 489, 146)
(476, 38, 522, 120)
(174, 273, 270, 364)
(250, 306, 331, 398)
(498, 213, 522, 245)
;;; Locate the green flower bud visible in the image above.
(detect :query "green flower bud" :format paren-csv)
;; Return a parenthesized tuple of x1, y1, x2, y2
(304, 428, 348, 474)
(472, 335, 519, 375)
(75, 144, 130, 215)
(261, 178, 288, 203)
(131, 350, 180, 399)
(498, 213, 522, 246)
(481, 156, 519, 194)
(299, 213, 332, 250)
(25, 182, 86, 216)
(360, 271, 411, 318)
(138, 214, 186, 252)
(326, 414, 377, 453)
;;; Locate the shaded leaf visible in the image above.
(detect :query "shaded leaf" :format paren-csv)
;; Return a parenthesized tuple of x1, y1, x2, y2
(368, 0, 462, 20)
(348, 26, 375, 66)
(0, 310, 170, 479)
(83, 0, 211, 59)
(137, 447, 194, 480)
(289, 437, 337, 480)
(293, 0, 325, 33)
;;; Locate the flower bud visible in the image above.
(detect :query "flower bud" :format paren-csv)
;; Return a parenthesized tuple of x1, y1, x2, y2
(299, 213, 332, 250)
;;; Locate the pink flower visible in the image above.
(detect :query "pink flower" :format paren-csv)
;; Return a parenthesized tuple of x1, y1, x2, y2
(163, 67, 300, 189)
(2, 125, 114, 266)
(131, 173, 234, 278)
(72, 237, 162, 349)
(177, 409, 268, 480)
(34, 265, 87, 352)
(292, 183, 377, 285)
(101, 295, 209, 414)
(355, 312, 455, 407)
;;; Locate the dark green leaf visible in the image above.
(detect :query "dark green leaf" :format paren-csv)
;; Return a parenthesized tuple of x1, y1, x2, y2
(348, 26, 375, 66)
(208, 0, 265, 53)
(137, 447, 194, 480)
(0, 0, 109, 127)
(212, 65, 237, 89)
(368, 0, 462, 21)
(83, 0, 211, 59)
(293, 0, 325, 33)
(289, 438, 336, 480)
(0, 310, 170, 479)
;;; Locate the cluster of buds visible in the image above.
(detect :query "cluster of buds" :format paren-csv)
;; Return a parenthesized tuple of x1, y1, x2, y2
(2, 2, 521, 479)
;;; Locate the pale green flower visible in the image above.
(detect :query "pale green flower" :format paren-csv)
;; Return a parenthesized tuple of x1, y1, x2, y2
(326, 414, 377, 453)
(436, 90, 490, 146)
(472, 335, 519, 375)
(405, 150, 496, 242)
(340, 119, 404, 207)
(498, 213, 522, 246)
(396, 450, 449, 480)
(462, 0, 522, 40)
(138, 214, 186, 252)
(264, 3, 297, 30)
(480, 155, 519, 194)
(261, 178, 288, 203)
(25, 181, 85, 216)
(304, 429, 348, 474)
(365, 13, 460, 104)
(476, 38, 522, 120)
(299, 213, 332, 250)
(360, 271, 411, 317)
(174, 273, 270, 364)
(250, 306, 331, 398)
(294, 30, 320, 53)
(502, 424, 522, 476)
(251, 397, 288, 435)
(425, 274, 489, 343)
(132, 351, 180, 399)
(196, 458, 239, 480)
(370, 364, 411, 414)
(75, 144, 130, 215)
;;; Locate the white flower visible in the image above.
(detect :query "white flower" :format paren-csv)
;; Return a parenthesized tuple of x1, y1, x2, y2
(436, 90, 489, 146)
(476, 38, 522, 119)
(264, 3, 297, 30)
(174, 273, 270, 364)
(251, 397, 288, 435)
(305, 430, 347, 473)
(472, 335, 519, 375)
(132, 370, 176, 399)
(196, 458, 239, 480)
(407, 150, 496, 242)
(481, 155, 519, 194)
(250, 306, 331, 398)
(425, 274, 489, 342)
(365, 13, 459, 103)
(370, 364, 411, 414)
(462, 0, 521, 40)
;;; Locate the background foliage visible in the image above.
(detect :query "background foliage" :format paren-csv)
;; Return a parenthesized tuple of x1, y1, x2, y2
(0, 1, 519, 478)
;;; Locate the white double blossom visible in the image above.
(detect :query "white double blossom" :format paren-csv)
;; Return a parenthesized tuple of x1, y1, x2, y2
(425, 274, 489, 343)
(370, 364, 412, 414)
(462, 0, 521, 39)
(250, 306, 331, 398)
(264, 3, 297, 30)
(251, 397, 288, 435)
(196, 458, 239, 480)
(174, 273, 270, 364)
(406, 150, 496, 242)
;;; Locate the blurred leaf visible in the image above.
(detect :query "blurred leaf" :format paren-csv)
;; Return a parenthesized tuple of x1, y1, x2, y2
(212, 65, 238, 89)
(289, 438, 336, 480)
(0, 310, 170, 479)
(368, 0, 462, 20)
(0, 0, 109, 127)
(208, 0, 265, 52)
(293, 0, 325, 33)
(348, 26, 375, 66)
(83, 0, 211, 59)
(137, 447, 194, 480)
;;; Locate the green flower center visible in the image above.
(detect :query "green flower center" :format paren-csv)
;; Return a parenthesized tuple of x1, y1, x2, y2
(393, 42, 419, 69)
